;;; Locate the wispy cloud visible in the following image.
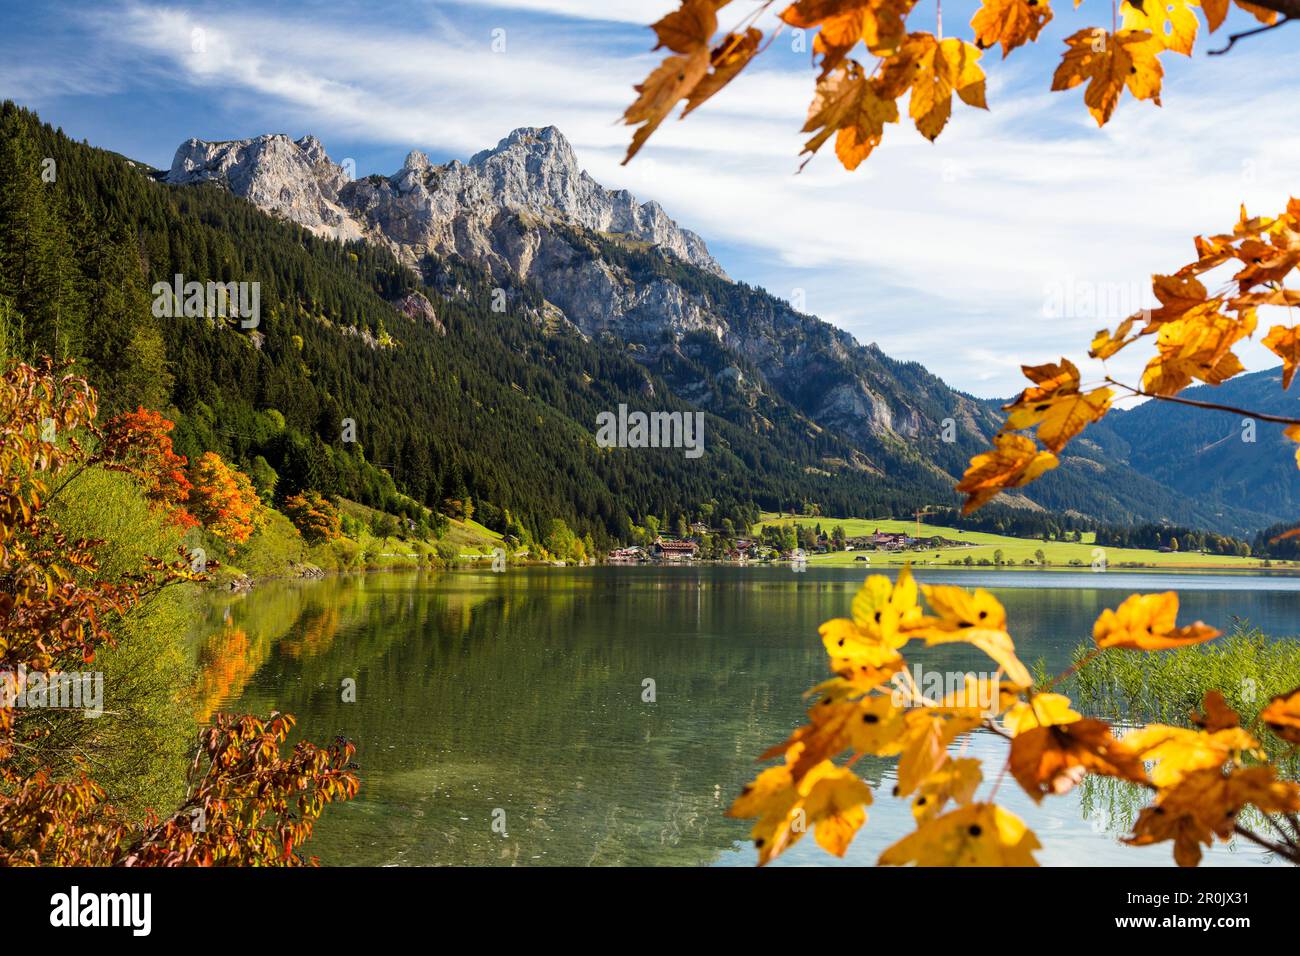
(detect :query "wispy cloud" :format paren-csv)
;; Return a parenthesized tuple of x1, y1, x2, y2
(82, 1, 1300, 395)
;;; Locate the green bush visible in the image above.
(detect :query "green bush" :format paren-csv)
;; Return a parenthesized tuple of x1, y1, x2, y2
(42, 467, 198, 818)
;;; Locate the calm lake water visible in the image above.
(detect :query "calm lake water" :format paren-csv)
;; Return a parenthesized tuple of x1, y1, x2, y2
(187, 566, 1300, 867)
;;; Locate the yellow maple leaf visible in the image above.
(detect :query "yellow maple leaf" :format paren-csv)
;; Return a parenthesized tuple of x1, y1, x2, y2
(1121, 0, 1200, 56)
(956, 434, 1059, 513)
(1003, 693, 1081, 735)
(1123, 723, 1259, 787)
(905, 35, 989, 141)
(1261, 325, 1300, 388)
(782, 0, 917, 74)
(1093, 592, 1221, 651)
(820, 567, 922, 671)
(801, 62, 900, 170)
(1259, 686, 1300, 744)
(1090, 315, 1139, 359)
(729, 758, 874, 864)
(911, 757, 982, 822)
(971, 0, 1054, 58)
(911, 583, 1034, 687)
(889, 707, 984, 795)
(879, 803, 1041, 866)
(1050, 28, 1163, 127)
(1001, 358, 1112, 454)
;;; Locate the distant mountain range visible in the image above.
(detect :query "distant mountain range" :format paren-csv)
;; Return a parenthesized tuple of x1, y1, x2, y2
(1, 102, 1291, 539)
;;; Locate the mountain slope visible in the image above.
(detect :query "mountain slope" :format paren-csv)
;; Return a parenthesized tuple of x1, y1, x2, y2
(156, 123, 1262, 532)
(1089, 369, 1299, 531)
(3, 101, 1284, 539)
(1, 101, 972, 547)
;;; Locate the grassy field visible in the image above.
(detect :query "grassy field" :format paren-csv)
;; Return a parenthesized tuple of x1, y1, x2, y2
(755, 514, 1279, 571)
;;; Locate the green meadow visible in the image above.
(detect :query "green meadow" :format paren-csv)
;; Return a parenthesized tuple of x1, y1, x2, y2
(755, 514, 1278, 571)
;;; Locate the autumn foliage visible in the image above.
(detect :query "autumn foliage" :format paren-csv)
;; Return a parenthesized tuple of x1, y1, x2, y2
(100, 405, 198, 530)
(730, 567, 1300, 865)
(188, 450, 266, 545)
(282, 490, 343, 544)
(0, 359, 357, 865)
(958, 199, 1300, 513)
(621, 0, 1292, 170)
(724, 198, 1300, 866)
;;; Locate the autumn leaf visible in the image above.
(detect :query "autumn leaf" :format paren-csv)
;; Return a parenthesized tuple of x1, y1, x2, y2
(911, 758, 982, 822)
(1010, 717, 1148, 800)
(1190, 690, 1239, 733)
(1201, 0, 1229, 29)
(1145, 273, 1223, 330)
(879, 803, 1041, 866)
(1260, 686, 1300, 744)
(652, 0, 729, 53)
(1260, 323, 1300, 383)
(1123, 723, 1259, 787)
(1235, 0, 1279, 23)
(889, 706, 985, 794)
(1003, 693, 1081, 735)
(912, 583, 1034, 686)
(1093, 592, 1221, 651)
(956, 433, 1059, 514)
(1121, 0, 1200, 56)
(801, 62, 900, 170)
(782, 0, 917, 74)
(622, 51, 711, 164)
(1051, 28, 1163, 127)
(761, 692, 907, 777)
(728, 758, 873, 864)
(971, 0, 1054, 58)
(879, 34, 988, 141)
(622, 1, 760, 163)
(1001, 358, 1112, 453)
(683, 29, 764, 116)
(1090, 315, 1139, 359)
(1127, 766, 1300, 865)
(820, 566, 922, 671)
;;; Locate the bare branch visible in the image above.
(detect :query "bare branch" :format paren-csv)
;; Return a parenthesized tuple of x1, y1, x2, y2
(1105, 377, 1300, 426)
(1209, 15, 1294, 55)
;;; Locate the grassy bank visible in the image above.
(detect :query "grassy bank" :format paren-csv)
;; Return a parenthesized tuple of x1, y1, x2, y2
(756, 514, 1276, 571)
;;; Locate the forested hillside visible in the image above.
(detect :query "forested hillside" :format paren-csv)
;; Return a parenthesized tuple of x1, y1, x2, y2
(0, 102, 964, 547)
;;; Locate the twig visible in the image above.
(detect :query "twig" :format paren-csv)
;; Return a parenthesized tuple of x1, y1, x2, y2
(1105, 377, 1300, 426)
(1209, 16, 1293, 55)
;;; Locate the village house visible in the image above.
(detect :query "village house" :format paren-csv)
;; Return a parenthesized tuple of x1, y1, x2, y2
(871, 529, 913, 550)
(653, 536, 699, 561)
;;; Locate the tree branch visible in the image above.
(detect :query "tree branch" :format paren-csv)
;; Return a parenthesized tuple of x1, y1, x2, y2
(1105, 377, 1300, 426)
(1209, 15, 1294, 55)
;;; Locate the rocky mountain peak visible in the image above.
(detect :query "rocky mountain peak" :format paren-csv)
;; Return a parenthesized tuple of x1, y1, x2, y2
(164, 127, 723, 278)
(165, 133, 361, 242)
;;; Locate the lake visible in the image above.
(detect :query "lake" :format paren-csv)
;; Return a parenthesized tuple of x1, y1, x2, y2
(186, 566, 1300, 867)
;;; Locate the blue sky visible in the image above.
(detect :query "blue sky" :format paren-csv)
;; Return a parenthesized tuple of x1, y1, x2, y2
(2, 0, 1298, 397)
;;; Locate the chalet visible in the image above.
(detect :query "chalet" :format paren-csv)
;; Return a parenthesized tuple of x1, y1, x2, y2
(653, 536, 699, 561)
(871, 529, 912, 550)
(689, 522, 711, 535)
(608, 546, 645, 562)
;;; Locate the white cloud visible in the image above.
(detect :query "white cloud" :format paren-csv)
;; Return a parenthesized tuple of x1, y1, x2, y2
(102, 1, 1300, 396)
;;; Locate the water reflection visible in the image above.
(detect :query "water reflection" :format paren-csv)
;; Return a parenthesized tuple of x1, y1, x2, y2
(188, 567, 1300, 866)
